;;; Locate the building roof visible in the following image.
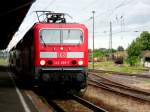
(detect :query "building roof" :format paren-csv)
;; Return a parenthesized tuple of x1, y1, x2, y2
(141, 50, 150, 58)
(0, 0, 33, 49)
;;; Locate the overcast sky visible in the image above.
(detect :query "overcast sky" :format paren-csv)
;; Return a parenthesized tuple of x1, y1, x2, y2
(7, 0, 150, 50)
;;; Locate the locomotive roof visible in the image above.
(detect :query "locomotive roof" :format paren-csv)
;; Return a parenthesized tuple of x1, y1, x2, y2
(33, 22, 88, 29)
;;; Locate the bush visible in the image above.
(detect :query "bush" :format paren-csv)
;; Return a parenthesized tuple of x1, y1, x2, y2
(126, 56, 139, 66)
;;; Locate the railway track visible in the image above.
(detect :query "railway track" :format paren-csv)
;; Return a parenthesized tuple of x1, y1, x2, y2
(88, 72, 150, 102)
(25, 88, 107, 112)
(71, 94, 107, 112)
(44, 93, 107, 112)
(10, 70, 107, 112)
(88, 69, 150, 78)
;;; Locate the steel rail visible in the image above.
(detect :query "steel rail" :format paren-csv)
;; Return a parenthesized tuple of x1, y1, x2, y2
(88, 69, 150, 78)
(25, 89, 66, 112)
(88, 72, 150, 95)
(29, 89, 107, 112)
(88, 73, 150, 102)
(72, 95, 108, 112)
(46, 100, 66, 112)
(88, 80, 150, 102)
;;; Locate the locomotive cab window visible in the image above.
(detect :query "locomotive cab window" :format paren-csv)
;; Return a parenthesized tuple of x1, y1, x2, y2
(40, 29, 83, 44)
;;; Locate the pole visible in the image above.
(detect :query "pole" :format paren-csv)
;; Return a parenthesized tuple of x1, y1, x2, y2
(109, 21, 112, 58)
(92, 11, 95, 69)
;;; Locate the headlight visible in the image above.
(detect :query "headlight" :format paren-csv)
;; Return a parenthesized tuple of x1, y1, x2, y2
(40, 60, 46, 66)
(78, 61, 83, 65)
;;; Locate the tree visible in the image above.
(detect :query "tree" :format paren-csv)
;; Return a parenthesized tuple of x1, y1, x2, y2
(127, 31, 150, 66)
(93, 49, 103, 57)
(117, 46, 124, 51)
(140, 31, 150, 50)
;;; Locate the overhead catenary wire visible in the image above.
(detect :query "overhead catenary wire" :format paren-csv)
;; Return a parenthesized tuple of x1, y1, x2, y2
(81, 0, 132, 25)
(80, 0, 98, 11)
(43, 0, 57, 10)
(7, 0, 150, 50)
(24, 0, 57, 21)
(94, 0, 131, 19)
(6, 0, 62, 51)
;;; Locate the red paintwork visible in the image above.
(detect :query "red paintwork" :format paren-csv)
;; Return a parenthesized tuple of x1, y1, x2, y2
(33, 23, 88, 67)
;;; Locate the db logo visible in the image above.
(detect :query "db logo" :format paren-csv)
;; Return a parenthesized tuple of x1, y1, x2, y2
(57, 52, 67, 58)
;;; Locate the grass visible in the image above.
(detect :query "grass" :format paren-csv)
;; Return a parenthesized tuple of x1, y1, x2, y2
(88, 61, 147, 74)
(0, 58, 8, 66)
(0, 58, 147, 74)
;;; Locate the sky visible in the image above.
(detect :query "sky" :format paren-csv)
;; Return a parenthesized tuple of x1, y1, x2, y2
(6, 0, 150, 51)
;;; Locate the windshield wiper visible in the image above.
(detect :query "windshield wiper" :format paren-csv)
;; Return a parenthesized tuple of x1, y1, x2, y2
(40, 35, 46, 47)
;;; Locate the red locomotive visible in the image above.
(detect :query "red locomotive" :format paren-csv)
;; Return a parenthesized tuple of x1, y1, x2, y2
(9, 11, 88, 91)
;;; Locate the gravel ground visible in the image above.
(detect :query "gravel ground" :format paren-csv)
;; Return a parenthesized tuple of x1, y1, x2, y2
(53, 99, 92, 112)
(83, 85, 150, 112)
(101, 72, 150, 90)
(82, 71, 150, 112)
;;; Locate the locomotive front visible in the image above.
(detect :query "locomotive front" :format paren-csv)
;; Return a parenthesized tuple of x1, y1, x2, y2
(33, 23, 88, 90)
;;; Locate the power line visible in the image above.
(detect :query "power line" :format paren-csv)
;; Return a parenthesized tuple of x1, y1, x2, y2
(95, 0, 127, 17)
(95, 0, 133, 24)
(81, 0, 98, 11)
(43, 0, 57, 10)
(81, 0, 132, 25)
(10, 0, 57, 36)
(80, 0, 124, 22)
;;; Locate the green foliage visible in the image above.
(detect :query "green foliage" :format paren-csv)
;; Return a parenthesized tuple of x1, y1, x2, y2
(88, 48, 117, 62)
(88, 49, 92, 53)
(127, 31, 150, 66)
(93, 49, 103, 57)
(126, 56, 139, 66)
(0, 58, 8, 66)
(140, 31, 150, 50)
(93, 48, 116, 57)
(88, 61, 146, 74)
(117, 46, 124, 51)
(127, 40, 141, 56)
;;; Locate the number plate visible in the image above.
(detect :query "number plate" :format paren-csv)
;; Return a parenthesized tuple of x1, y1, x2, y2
(55, 61, 69, 65)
